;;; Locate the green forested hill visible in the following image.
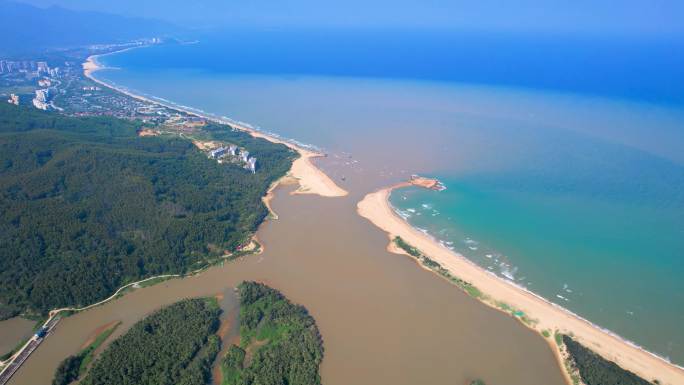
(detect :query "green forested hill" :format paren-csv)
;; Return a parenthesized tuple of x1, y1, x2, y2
(0, 104, 295, 318)
(80, 298, 221, 385)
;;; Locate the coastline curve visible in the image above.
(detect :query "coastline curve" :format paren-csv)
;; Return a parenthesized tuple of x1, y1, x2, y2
(83, 51, 348, 199)
(356, 182, 684, 385)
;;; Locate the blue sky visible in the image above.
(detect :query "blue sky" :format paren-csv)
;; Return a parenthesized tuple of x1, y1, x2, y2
(13, 0, 684, 38)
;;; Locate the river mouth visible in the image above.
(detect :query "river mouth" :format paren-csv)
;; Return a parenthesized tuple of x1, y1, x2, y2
(7, 165, 566, 385)
(92, 48, 684, 365)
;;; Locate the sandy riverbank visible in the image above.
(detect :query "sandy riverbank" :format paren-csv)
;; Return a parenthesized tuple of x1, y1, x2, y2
(248, 130, 348, 197)
(83, 54, 347, 199)
(357, 182, 684, 385)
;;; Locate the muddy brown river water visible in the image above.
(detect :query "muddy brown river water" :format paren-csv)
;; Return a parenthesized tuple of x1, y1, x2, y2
(0, 318, 35, 358)
(6, 158, 566, 385)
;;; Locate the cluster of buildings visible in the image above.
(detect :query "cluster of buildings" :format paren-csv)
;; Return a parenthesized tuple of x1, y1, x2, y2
(210, 144, 237, 159)
(7, 94, 19, 105)
(65, 85, 201, 126)
(1, 58, 65, 110)
(0, 60, 43, 73)
(0, 60, 61, 79)
(32, 88, 52, 110)
(210, 145, 257, 173)
(88, 38, 164, 52)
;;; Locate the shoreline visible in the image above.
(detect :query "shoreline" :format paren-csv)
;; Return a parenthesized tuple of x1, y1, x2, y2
(357, 182, 684, 385)
(83, 47, 682, 383)
(83, 52, 347, 199)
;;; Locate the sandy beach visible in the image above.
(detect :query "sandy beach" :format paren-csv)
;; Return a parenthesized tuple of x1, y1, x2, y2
(357, 183, 684, 385)
(247, 130, 348, 197)
(83, 54, 347, 199)
(84, 51, 680, 384)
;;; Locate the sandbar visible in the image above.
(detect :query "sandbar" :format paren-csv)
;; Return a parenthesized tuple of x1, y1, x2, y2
(357, 181, 684, 385)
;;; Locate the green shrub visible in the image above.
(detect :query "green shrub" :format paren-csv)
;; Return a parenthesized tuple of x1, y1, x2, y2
(393, 236, 422, 257)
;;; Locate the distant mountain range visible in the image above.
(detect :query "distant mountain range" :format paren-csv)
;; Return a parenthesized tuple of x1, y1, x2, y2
(0, 0, 184, 55)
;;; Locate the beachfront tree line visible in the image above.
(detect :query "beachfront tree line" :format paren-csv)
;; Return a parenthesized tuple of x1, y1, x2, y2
(563, 335, 654, 385)
(0, 103, 296, 319)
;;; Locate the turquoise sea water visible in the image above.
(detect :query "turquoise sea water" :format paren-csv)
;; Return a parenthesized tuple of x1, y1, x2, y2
(95, 42, 684, 364)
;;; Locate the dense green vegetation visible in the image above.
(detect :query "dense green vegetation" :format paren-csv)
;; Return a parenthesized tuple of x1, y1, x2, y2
(563, 335, 653, 385)
(221, 282, 324, 385)
(52, 321, 121, 385)
(393, 236, 483, 298)
(0, 104, 296, 318)
(393, 235, 421, 257)
(52, 355, 82, 385)
(78, 298, 220, 385)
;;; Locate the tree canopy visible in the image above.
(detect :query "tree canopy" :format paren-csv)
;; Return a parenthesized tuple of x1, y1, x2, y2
(221, 281, 324, 385)
(0, 104, 295, 318)
(80, 298, 221, 385)
(563, 335, 652, 385)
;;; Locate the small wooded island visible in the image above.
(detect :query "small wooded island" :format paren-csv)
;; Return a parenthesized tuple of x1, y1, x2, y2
(221, 282, 324, 385)
(51, 282, 323, 385)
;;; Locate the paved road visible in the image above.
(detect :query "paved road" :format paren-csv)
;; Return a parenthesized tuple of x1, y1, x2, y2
(0, 273, 180, 385)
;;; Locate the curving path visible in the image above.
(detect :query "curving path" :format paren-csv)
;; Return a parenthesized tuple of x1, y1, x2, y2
(0, 274, 180, 384)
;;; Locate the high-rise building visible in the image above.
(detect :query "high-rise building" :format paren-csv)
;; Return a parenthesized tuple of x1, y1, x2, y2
(7, 94, 19, 105)
(247, 157, 257, 173)
(37, 61, 49, 73)
(210, 147, 228, 159)
(32, 89, 51, 110)
(35, 88, 50, 102)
